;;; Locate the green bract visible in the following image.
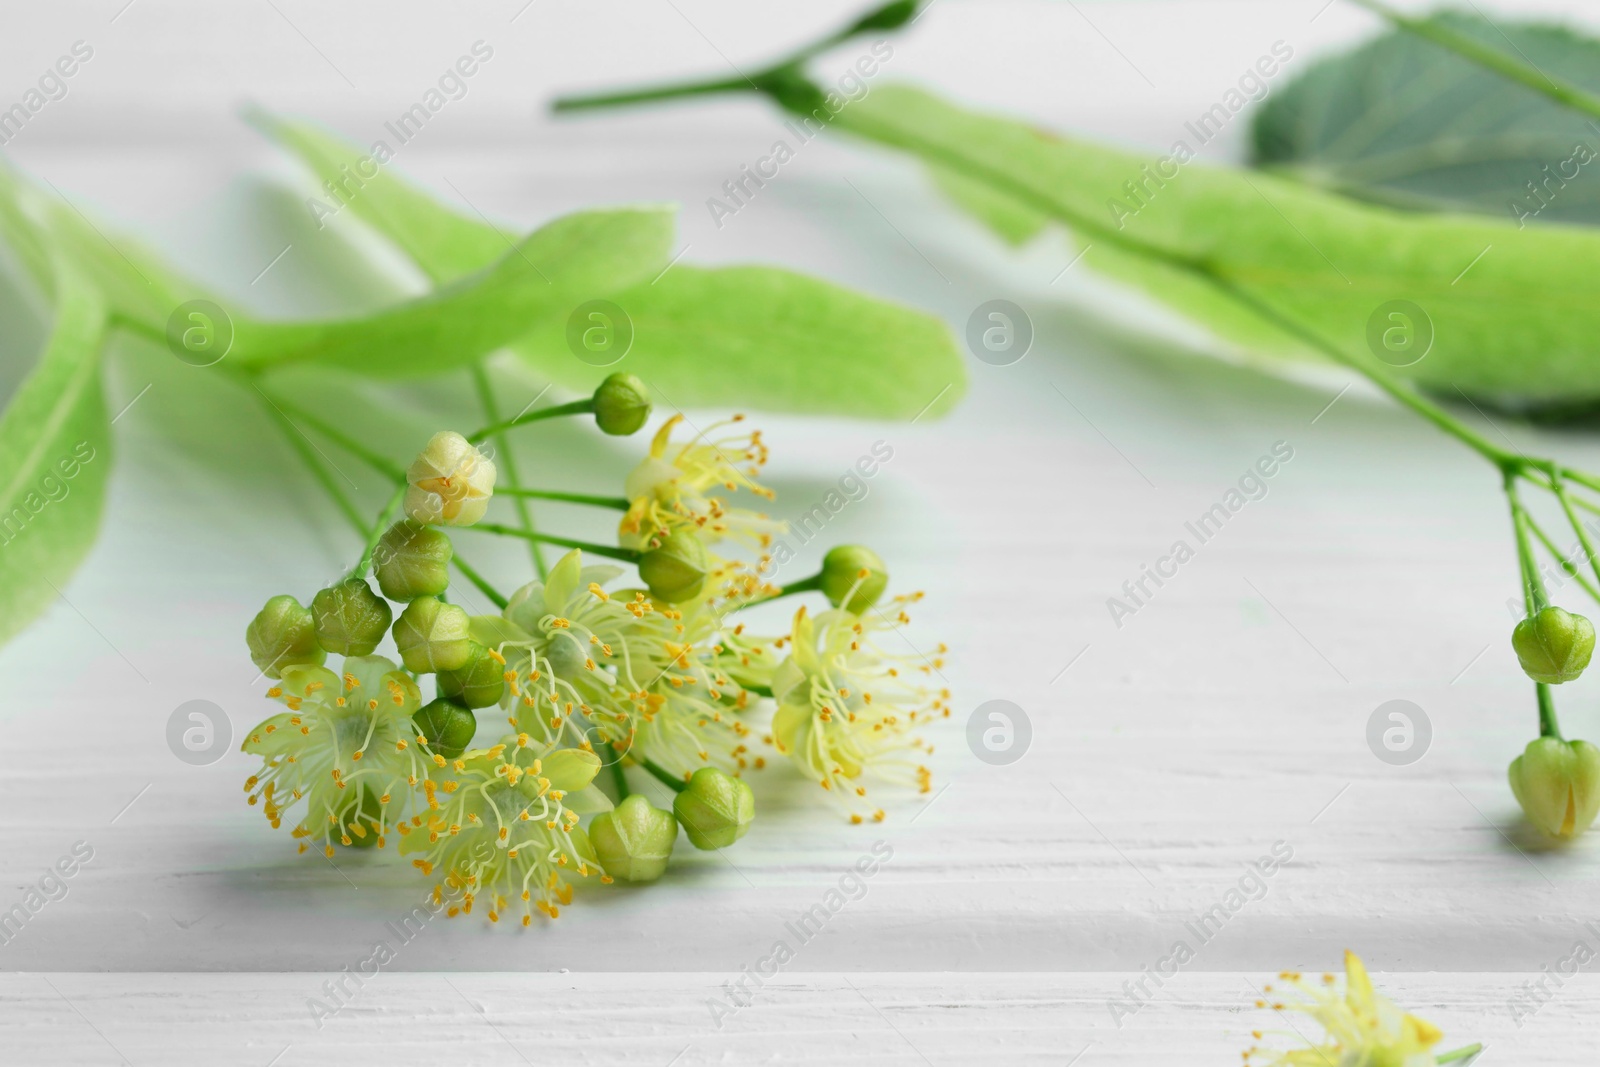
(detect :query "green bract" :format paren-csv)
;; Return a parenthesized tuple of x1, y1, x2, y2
(820, 544, 889, 613)
(393, 596, 474, 673)
(413, 698, 477, 759)
(673, 767, 755, 851)
(1509, 737, 1600, 839)
(830, 82, 1600, 406)
(1512, 606, 1595, 685)
(593, 372, 652, 436)
(638, 529, 709, 603)
(590, 794, 678, 882)
(246, 594, 326, 678)
(435, 642, 506, 709)
(311, 579, 392, 657)
(375, 520, 452, 601)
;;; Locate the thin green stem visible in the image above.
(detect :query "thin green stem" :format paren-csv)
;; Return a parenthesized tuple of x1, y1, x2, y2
(264, 392, 406, 481)
(1549, 472, 1600, 590)
(471, 365, 546, 580)
(778, 573, 823, 597)
(602, 742, 630, 800)
(554, 72, 756, 113)
(256, 396, 369, 535)
(467, 398, 594, 444)
(471, 522, 641, 563)
(1538, 683, 1562, 740)
(350, 484, 407, 582)
(552, 0, 916, 113)
(640, 758, 687, 792)
(1436, 1044, 1483, 1066)
(451, 554, 508, 609)
(1350, 0, 1600, 123)
(1506, 476, 1550, 614)
(495, 488, 631, 510)
(1525, 515, 1600, 606)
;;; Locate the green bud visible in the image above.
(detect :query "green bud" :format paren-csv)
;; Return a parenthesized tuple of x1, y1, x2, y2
(1508, 736, 1600, 839)
(245, 594, 325, 679)
(393, 596, 474, 673)
(413, 698, 477, 758)
(541, 748, 602, 793)
(638, 529, 709, 603)
(590, 794, 678, 882)
(820, 544, 889, 613)
(1512, 606, 1595, 684)
(848, 0, 920, 34)
(673, 767, 755, 850)
(374, 520, 453, 601)
(311, 579, 393, 657)
(435, 642, 506, 708)
(593, 372, 652, 436)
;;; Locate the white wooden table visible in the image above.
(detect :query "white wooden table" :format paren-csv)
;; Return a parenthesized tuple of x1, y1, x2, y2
(4, 0, 1599, 1061)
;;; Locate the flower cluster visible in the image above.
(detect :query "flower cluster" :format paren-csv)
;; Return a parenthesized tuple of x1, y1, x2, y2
(240, 373, 945, 922)
(1243, 951, 1479, 1066)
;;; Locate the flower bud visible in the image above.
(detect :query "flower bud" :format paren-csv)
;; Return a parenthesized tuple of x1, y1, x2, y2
(541, 748, 603, 793)
(393, 596, 474, 673)
(673, 767, 754, 850)
(820, 544, 889, 613)
(336, 787, 384, 850)
(413, 698, 477, 758)
(405, 431, 496, 527)
(1508, 736, 1600, 838)
(590, 794, 678, 882)
(435, 642, 506, 708)
(310, 579, 393, 657)
(638, 529, 709, 603)
(374, 520, 452, 601)
(1512, 606, 1595, 684)
(245, 594, 326, 678)
(593, 372, 652, 436)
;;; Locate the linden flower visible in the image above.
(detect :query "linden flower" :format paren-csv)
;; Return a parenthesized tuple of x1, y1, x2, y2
(619, 414, 782, 550)
(242, 655, 428, 855)
(769, 597, 949, 821)
(1244, 951, 1464, 1067)
(496, 550, 752, 775)
(627, 599, 763, 778)
(405, 431, 496, 527)
(398, 743, 607, 925)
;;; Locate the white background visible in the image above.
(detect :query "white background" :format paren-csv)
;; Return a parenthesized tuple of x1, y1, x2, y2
(4, 0, 1600, 1062)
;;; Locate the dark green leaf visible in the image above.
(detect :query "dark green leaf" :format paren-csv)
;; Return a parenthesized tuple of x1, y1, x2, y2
(1252, 12, 1600, 226)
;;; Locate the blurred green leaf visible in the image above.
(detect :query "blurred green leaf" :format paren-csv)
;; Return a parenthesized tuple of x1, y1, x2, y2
(515, 265, 965, 419)
(840, 82, 1600, 404)
(0, 260, 111, 647)
(243, 109, 509, 281)
(1252, 12, 1600, 226)
(255, 111, 966, 415)
(229, 207, 676, 376)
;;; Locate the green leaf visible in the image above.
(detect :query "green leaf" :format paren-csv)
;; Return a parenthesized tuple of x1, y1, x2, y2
(1252, 13, 1600, 226)
(512, 265, 964, 419)
(0, 164, 197, 332)
(257, 109, 966, 416)
(927, 164, 1048, 246)
(244, 109, 509, 282)
(835, 82, 1600, 404)
(0, 260, 111, 648)
(229, 207, 676, 376)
